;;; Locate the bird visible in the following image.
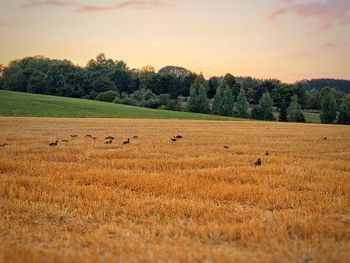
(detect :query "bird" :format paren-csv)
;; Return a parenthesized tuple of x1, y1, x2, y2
(123, 138, 130, 145)
(254, 158, 262, 167)
(105, 136, 115, 140)
(0, 143, 8, 147)
(322, 136, 328, 140)
(61, 140, 68, 143)
(132, 136, 139, 139)
(105, 140, 113, 144)
(171, 137, 177, 142)
(265, 151, 270, 156)
(85, 135, 92, 138)
(91, 137, 97, 140)
(70, 135, 78, 138)
(175, 135, 183, 139)
(223, 145, 229, 149)
(49, 140, 59, 147)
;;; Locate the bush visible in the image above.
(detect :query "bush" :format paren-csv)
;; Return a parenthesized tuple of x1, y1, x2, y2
(83, 90, 98, 100)
(143, 98, 161, 109)
(92, 77, 116, 93)
(166, 99, 181, 111)
(95, 90, 119, 102)
(114, 96, 139, 106)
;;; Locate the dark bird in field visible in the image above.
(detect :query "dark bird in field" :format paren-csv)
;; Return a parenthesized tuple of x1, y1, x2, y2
(85, 135, 92, 138)
(91, 137, 97, 140)
(223, 145, 229, 149)
(123, 138, 130, 145)
(254, 158, 262, 167)
(265, 151, 270, 156)
(171, 137, 177, 142)
(61, 140, 68, 143)
(0, 143, 8, 147)
(49, 140, 59, 147)
(132, 136, 139, 139)
(175, 135, 183, 139)
(105, 136, 115, 140)
(322, 136, 328, 140)
(105, 140, 113, 144)
(70, 135, 78, 138)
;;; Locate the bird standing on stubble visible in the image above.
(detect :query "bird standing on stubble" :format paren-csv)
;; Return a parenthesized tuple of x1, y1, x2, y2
(49, 140, 59, 147)
(254, 158, 262, 167)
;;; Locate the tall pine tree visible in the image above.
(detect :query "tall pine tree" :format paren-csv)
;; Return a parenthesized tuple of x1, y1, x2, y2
(278, 99, 288, 122)
(338, 95, 350, 124)
(187, 75, 209, 113)
(211, 84, 223, 115)
(259, 91, 274, 121)
(320, 88, 337, 124)
(235, 87, 249, 118)
(287, 95, 305, 122)
(211, 80, 233, 116)
(198, 84, 210, 114)
(222, 84, 234, 116)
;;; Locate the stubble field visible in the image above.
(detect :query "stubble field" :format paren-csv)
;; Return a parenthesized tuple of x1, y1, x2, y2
(0, 117, 349, 262)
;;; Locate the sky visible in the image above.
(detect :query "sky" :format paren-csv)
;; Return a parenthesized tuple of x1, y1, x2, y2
(0, 0, 349, 83)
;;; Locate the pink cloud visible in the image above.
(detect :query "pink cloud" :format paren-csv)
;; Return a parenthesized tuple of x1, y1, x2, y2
(323, 39, 350, 48)
(21, 0, 76, 8)
(323, 42, 335, 48)
(21, 0, 170, 12)
(268, 0, 350, 30)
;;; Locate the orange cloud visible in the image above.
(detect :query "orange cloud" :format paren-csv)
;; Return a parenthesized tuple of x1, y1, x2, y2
(268, 0, 350, 30)
(21, 0, 170, 12)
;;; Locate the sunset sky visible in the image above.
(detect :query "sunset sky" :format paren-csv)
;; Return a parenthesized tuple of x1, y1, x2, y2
(0, 0, 349, 83)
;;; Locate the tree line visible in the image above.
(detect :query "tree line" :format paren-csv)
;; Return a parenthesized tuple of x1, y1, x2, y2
(0, 54, 349, 124)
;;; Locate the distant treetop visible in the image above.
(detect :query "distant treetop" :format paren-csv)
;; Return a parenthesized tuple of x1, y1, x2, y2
(158, 66, 191, 77)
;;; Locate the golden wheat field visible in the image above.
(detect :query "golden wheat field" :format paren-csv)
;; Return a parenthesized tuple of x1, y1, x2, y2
(0, 117, 349, 263)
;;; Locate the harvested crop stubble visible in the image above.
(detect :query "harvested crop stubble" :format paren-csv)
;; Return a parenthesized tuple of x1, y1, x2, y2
(0, 117, 349, 262)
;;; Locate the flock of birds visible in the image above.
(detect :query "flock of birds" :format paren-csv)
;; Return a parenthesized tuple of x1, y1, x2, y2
(0, 135, 330, 167)
(48, 134, 137, 147)
(46, 133, 266, 166)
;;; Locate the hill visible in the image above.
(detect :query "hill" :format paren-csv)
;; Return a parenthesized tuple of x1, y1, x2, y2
(300, 79, 350, 93)
(0, 90, 234, 120)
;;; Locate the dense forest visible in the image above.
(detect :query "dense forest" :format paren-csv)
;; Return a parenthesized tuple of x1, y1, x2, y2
(0, 54, 349, 124)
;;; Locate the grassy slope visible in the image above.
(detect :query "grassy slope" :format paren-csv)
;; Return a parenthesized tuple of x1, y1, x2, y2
(0, 90, 321, 123)
(0, 90, 235, 120)
(303, 111, 321, 123)
(273, 109, 320, 123)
